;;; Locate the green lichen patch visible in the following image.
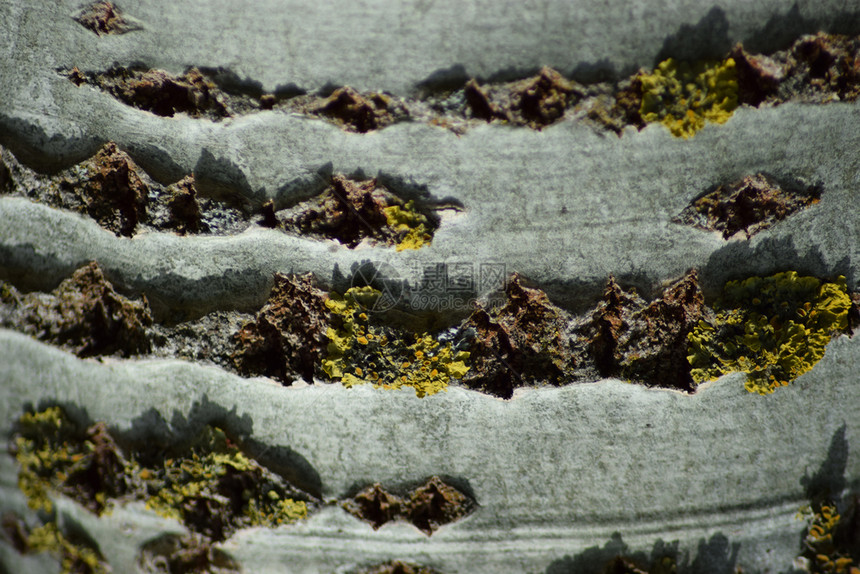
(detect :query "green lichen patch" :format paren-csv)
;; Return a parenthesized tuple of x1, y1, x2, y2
(59, 33, 860, 138)
(460, 274, 577, 399)
(319, 269, 849, 397)
(674, 173, 822, 239)
(9, 407, 314, 546)
(583, 33, 859, 137)
(138, 533, 241, 574)
(322, 287, 469, 397)
(635, 35, 858, 138)
(4, 407, 113, 573)
(279, 175, 437, 251)
(232, 272, 331, 384)
(688, 272, 852, 394)
(383, 202, 435, 252)
(638, 57, 738, 138)
(0, 261, 152, 358)
(342, 477, 476, 535)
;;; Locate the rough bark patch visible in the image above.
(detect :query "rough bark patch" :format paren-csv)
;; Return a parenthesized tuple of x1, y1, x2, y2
(231, 273, 331, 384)
(138, 534, 241, 574)
(351, 561, 441, 574)
(784, 33, 860, 103)
(0, 261, 152, 357)
(341, 477, 476, 535)
(83, 67, 230, 119)
(165, 175, 203, 234)
(463, 67, 581, 129)
(280, 175, 436, 250)
(73, 1, 136, 36)
(461, 274, 574, 399)
(674, 173, 821, 239)
(312, 86, 407, 133)
(572, 270, 705, 391)
(341, 484, 403, 530)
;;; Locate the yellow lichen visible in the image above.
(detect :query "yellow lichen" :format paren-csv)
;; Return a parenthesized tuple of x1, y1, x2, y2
(13, 407, 86, 514)
(383, 201, 432, 251)
(639, 58, 738, 138)
(9, 407, 112, 572)
(799, 503, 859, 574)
(246, 495, 308, 528)
(144, 426, 307, 535)
(687, 272, 852, 394)
(26, 522, 108, 574)
(323, 287, 470, 397)
(11, 408, 310, 548)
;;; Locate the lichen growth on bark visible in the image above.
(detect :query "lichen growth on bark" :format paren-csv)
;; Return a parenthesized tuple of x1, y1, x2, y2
(382, 201, 433, 251)
(687, 272, 852, 394)
(143, 426, 308, 541)
(322, 287, 469, 397)
(281, 175, 437, 250)
(11, 407, 133, 516)
(10, 407, 311, 547)
(8, 408, 115, 573)
(23, 522, 108, 574)
(798, 501, 860, 574)
(639, 58, 738, 138)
